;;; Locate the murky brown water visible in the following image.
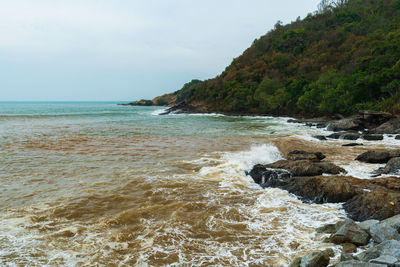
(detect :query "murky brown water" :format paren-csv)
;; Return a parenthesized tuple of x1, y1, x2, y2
(0, 104, 354, 266)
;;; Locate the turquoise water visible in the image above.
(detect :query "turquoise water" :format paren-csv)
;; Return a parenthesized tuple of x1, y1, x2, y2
(0, 102, 344, 266)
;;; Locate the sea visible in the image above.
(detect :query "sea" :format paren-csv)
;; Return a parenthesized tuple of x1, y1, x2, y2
(0, 101, 370, 266)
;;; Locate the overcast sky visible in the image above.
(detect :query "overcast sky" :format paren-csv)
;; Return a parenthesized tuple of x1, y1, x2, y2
(0, 0, 320, 101)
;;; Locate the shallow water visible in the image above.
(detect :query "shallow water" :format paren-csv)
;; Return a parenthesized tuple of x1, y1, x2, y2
(0, 102, 355, 266)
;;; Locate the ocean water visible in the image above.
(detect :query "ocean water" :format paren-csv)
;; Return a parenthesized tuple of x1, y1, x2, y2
(0, 102, 348, 266)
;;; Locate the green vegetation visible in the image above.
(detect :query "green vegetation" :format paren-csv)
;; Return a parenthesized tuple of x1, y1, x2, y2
(171, 0, 400, 116)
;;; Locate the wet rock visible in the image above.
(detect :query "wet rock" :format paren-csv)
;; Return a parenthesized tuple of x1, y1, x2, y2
(369, 254, 398, 265)
(336, 260, 386, 266)
(327, 118, 363, 132)
(265, 160, 345, 176)
(342, 133, 361, 140)
(313, 135, 327, 141)
(372, 157, 400, 176)
(357, 240, 400, 262)
(370, 118, 400, 134)
(396, 135, 400, 140)
(355, 150, 400, 164)
(246, 165, 291, 188)
(287, 150, 326, 162)
(343, 143, 364, 147)
(369, 222, 400, 243)
(330, 219, 370, 246)
(342, 243, 358, 254)
(299, 250, 330, 267)
(358, 220, 379, 231)
(363, 134, 384, 141)
(316, 221, 345, 234)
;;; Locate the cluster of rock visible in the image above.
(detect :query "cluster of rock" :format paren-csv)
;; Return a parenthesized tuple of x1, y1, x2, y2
(290, 215, 400, 266)
(247, 150, 400, 266)
(289, 111, 400, 142)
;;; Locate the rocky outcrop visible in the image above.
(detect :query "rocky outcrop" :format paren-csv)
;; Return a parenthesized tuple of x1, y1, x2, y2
(372, 157, 400, 176)
(265, 160, 345, 177)
(362, 134, 384, 141)
(330, 219, 370, 246)
(370, 118, 400, 134)
(286, 150, 326, 161)
(327, 117, 363, 132)
(289, 249, 333, 267)
(355, 150, 400, 164)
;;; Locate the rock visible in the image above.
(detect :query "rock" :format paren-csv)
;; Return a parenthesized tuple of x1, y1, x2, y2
(327, 132, 344, 139)
(355, 150, 400, 164)
(382, 215, 400, 231)
(287, 150, 326, 161)
(336, 260, 386, 266)
(370, 118, 400, 134)
(300, 250, 330, 267)
(372, 157, 400, 176)
(357, 240, 400, 262)
(340, 253, 358, 261)
(369, 254, 398, 265)
(330, 219, 370, 246)
(363, 134, 384, 141)
(396, 135, 400, 140)
(358, 220, 380, 231)
(246, 165, 291, 188)
(288, 257, 302, 267)
(265, 160, 345, 176)
(343, 143, 364, 147)
(313, 135, 327, 141)
(327, 118, 363, 132)
(316, 221, 345, 234)
(342, 133, 361, 140)
(342, 243, 358, 254)
(369, 222, 400, 243)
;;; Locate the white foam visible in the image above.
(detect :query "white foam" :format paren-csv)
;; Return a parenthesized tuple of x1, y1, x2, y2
(150, 108, 168, 115)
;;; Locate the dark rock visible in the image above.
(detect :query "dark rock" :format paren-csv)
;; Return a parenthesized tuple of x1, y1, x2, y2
(372, 157, 400, 176)
(343, 143, 364, 147)
(288, 119, 302, 123)
(313, 135, 327, 141)
(340, 253, 358, 262)
(396, 135, 400, 140)
(363, 134, 384, 141)
(370, 118, 400, 134)
(299, 250, 330, 267)
(265, 160, 345, 176)
(287, 150, 326, 162)
(355, 150, 400, 164)
(337, 260, 386, 266)
(369, 222, 400, 243)
(327, 118, 363, 132)
(342, 133, 361, 140)
(342, 243, 358, 254)
(246, 165, 291, 188)
(316, 123, 326, 128)
(330, 219, 370, 246)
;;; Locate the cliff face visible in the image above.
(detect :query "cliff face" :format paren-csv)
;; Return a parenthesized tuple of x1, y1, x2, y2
(165, 0, 400, 116)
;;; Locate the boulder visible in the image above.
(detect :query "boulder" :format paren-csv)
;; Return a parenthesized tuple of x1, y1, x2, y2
(316, 221, 345, 234)
(358, 220, 379, 231)
(342, 243, 358, 254)
(370, 118, 400, 134)
(369, 222, 400, 243)
(363, 134, 384, 141)
(340, 253, 358, 261)
(330, 219, 370, 246)
(342, 133, 361, 140)
(372, 157, 400, 176)
(287, 150, 326, 161)
(327, 118, 363, 132)
(336, 260, 386, 266)
(313, 135, 327, 141)
(369, 254, 398, 265)
(299, 250, 330, 267)
(343, 143, 364, 147)
(355, 150, 400, 164)
(396, 135, 400, 140)
(265, 160, 345, 176)
(246, 165, 291, 188)
(382, 215, 400, 232)
(357, 240, 400, 262)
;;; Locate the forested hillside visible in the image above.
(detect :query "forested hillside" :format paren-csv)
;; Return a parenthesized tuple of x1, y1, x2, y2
(170, 0, 400, 116)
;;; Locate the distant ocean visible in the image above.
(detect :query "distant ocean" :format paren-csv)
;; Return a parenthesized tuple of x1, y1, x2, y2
(0, 102, 344, 266)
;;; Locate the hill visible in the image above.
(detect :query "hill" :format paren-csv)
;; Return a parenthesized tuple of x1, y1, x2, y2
(160, 0, 400, 116)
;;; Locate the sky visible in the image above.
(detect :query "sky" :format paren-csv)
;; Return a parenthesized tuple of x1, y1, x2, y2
(0, 0, 321, 101)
